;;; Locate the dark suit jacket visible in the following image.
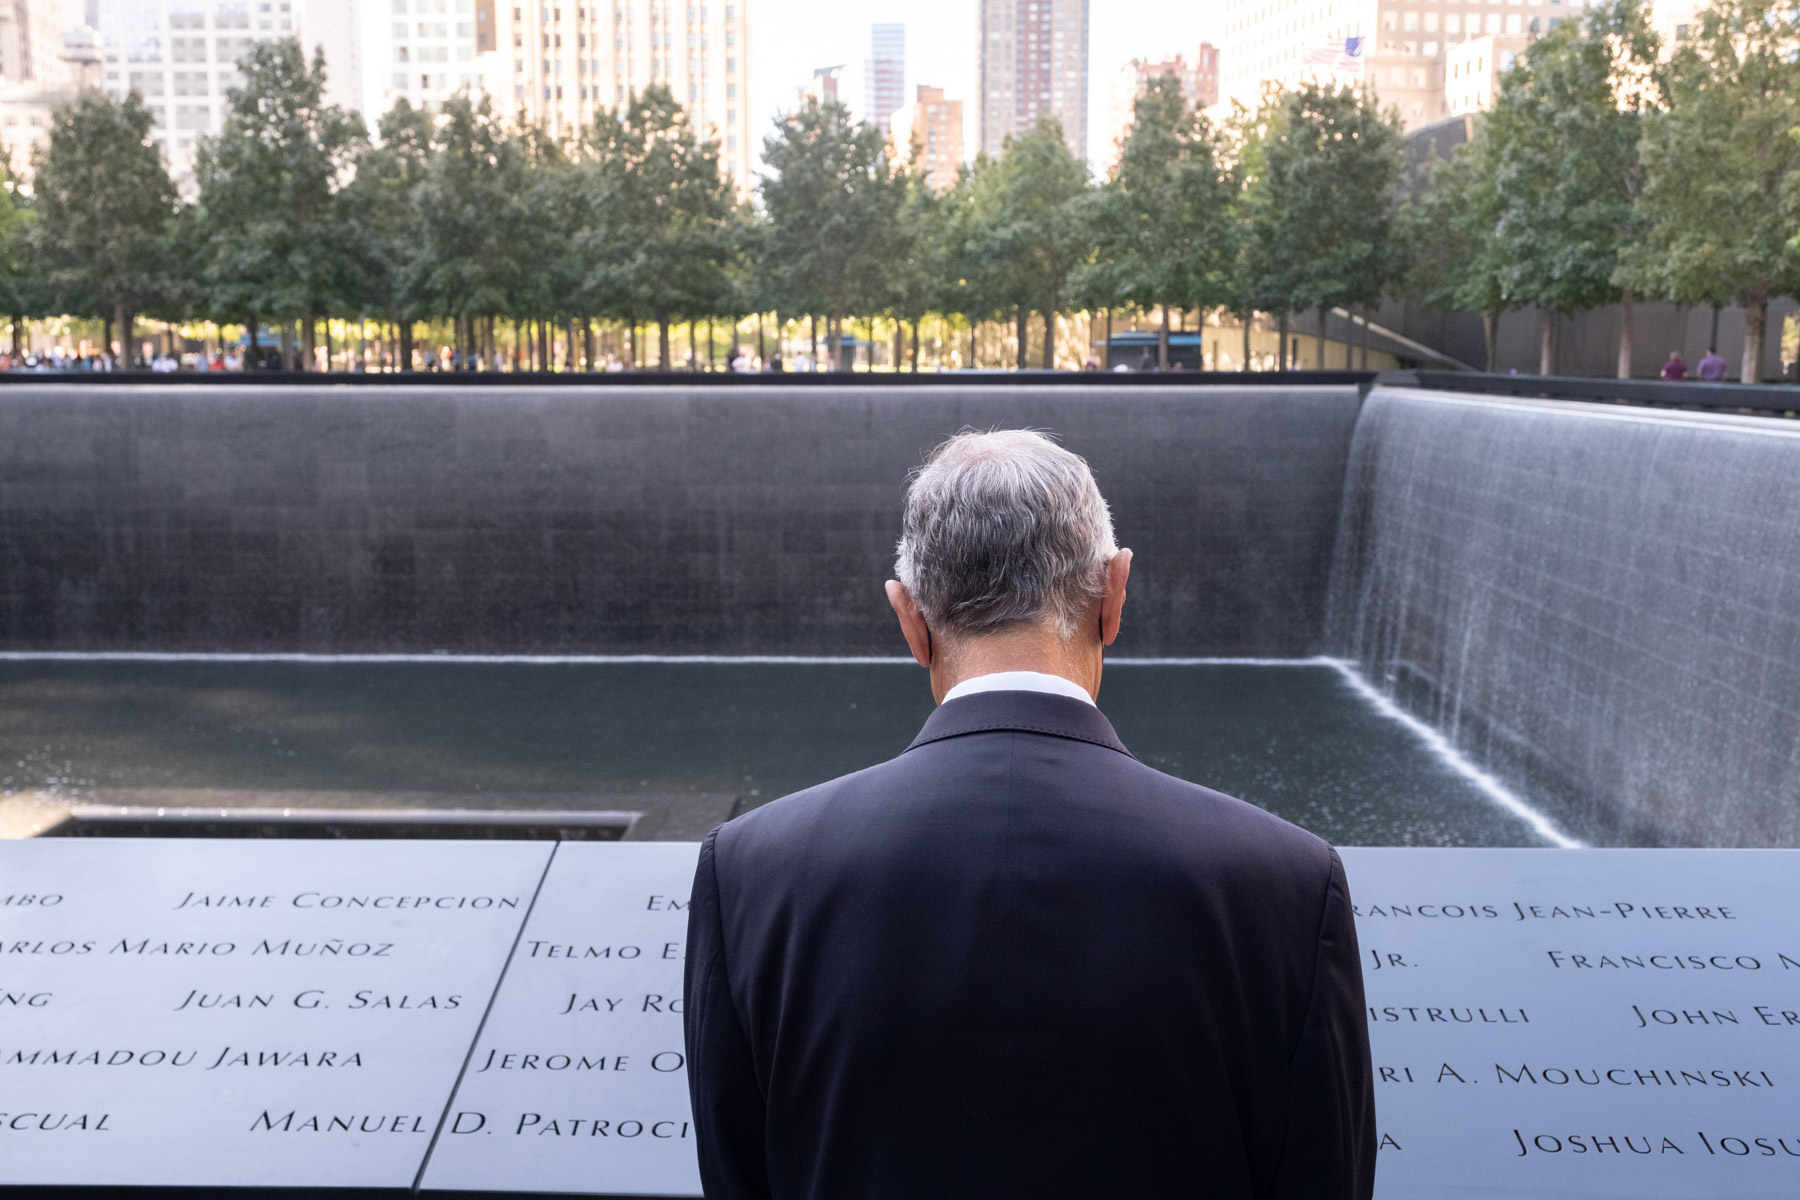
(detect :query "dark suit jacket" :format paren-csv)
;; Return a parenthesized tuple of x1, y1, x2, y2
(684, 689, 1375, 1200)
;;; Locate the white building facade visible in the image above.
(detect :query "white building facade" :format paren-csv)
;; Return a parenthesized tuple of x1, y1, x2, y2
(1215, 0, 1581, 131)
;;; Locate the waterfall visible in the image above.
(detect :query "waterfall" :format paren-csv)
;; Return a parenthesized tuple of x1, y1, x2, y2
(1327, 387, 1800, 847)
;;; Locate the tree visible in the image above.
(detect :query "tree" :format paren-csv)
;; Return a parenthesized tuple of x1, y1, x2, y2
(1488, 0, 1658, 375)
(967, 118, 1089, 368)
(1085, 74, 1239, 368)
(1407, 128, 1511, 370)
(0, 160, 40, 354)
(30, 89, 177, 362)
(760, 97, 903, 370)
(341, 97, 434, 367)
(583, 86, 737, 368)
(1240, 82, 1404, 369)
(1624, 0, 1800, 382)
(191, 39, 365, 368)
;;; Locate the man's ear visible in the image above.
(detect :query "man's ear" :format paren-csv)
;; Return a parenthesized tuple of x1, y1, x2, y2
(1099, 549, 1132, 647)
(886, 580, 933, 668)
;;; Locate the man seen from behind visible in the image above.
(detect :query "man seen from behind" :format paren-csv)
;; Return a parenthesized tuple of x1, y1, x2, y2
(684, 429, 1376, 1200)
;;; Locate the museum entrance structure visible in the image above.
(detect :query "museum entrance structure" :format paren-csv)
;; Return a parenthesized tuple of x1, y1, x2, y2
(1, 374, 1797, 1197)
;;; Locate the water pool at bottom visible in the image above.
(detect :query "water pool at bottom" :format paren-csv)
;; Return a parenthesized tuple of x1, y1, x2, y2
(0, 658, 1573, 847)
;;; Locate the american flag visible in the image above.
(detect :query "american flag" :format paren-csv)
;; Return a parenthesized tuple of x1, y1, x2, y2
(1298, 36, 1367, 77)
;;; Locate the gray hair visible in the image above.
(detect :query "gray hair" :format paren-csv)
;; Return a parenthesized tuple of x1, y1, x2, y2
(895, 429, 1117, 640)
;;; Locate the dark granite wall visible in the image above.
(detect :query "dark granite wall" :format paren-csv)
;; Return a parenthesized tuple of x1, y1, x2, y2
(1329, 387, 1800, 847)
(0, 383, 1364, 656)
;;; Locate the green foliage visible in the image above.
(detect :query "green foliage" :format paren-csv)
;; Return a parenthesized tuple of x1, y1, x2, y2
(339, 97, 436, 322)
(1624, 0, 1800, 376)
(0, 159, 40, 320)
(1082, 74, 1239, 322)
(191, 40, 366, 327)
(29, 89, 177, 331)
(1240, 82, 1405, 320)
(581, 85, 738, 357)
(1488, 0, 1658, 319)
(759, 97, 904, 366)
(404, 91, 533, 323)
(959, 119, 1089, 366)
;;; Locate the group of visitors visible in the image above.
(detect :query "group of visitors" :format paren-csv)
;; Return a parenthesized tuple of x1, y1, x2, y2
(1662, 347, 1729, 381)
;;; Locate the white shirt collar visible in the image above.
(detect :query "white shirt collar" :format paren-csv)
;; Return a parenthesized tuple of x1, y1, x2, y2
(941, 670, 1096, 707)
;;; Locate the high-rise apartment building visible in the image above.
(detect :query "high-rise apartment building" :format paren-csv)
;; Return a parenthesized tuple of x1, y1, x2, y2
(93, 0, 298, 178)
(977, 0, 1088, 161)
(1216, 0, 1570, 131)
(864, 21, 902, 136)
(505, 0, 752, 192)
(1104, 43, 1217, 166)
(887, 82, 961, 191)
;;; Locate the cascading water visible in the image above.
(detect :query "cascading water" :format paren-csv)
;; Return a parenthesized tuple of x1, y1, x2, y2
(1327, 387, 1800, 847)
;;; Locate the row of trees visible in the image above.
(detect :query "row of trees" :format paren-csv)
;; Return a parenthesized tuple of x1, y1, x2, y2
(1416, 0, 1800, 380)
(4, 0, 1795, 377)
(0, 37, 1409, 371)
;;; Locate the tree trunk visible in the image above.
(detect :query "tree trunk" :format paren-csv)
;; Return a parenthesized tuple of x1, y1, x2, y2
(1277, 313, 1290, 371)
(399, 321, 414, 372)
(756, 314, 766, 366)
(1316, 304, 1329, 370)
(1361, 304, 1373, 369)
(301, 316, 315, 371)
(1616, 287, 1634, 379)
(808, 314, 817, 367)
(583, 319, 594, 371)
(658, 316, 671, 369)
(1014, 307, 1028, 370)
(1742, 283, 1768, 384)
(830, 302, 846, 371)
(968, 320, 976, 369)
(1537, 307, 1555, 375)
(1242, 312, 1253, 370)
(1482, 310, 1498, 373)
(97, 312, 109, 363)
(1158, 305, 1170, 370)
(115, 302, 133, 367)
(1042, 295, 1056, 370)
(910, 319, 920, 373)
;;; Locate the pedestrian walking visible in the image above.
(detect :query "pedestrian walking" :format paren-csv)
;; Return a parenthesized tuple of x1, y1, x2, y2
(1696, 347, 1726, 381)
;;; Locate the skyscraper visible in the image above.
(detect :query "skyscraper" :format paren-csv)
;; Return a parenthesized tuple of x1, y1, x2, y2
(888, 82, 961, 191)
(978, 0, 1088, 161)
(865, 21, 902, 136)
(505, 0, 753, 194)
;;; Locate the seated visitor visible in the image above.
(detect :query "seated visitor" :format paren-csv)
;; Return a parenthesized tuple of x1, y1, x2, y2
(685, 429, 1376, 1200)
(1662, 350, 1687, 380)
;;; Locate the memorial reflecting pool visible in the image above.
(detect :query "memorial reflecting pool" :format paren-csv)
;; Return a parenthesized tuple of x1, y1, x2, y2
(0, 658, 1581, 847)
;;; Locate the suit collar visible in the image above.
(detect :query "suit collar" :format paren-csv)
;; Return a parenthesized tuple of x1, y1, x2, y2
(905, 690, 1134, 758)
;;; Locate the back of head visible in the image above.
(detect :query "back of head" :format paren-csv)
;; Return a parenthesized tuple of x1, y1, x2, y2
(895, 430, 1116, 641)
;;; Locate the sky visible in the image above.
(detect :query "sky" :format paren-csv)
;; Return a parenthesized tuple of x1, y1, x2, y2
(746, 0, 1216, 178)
